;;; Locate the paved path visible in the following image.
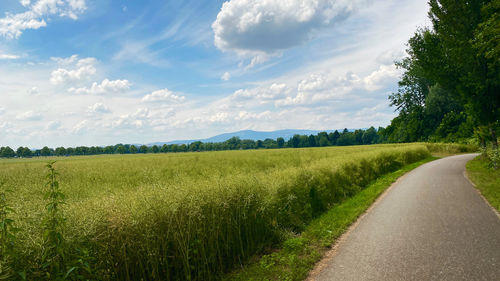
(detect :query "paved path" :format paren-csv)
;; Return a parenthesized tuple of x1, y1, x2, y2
(312, 154, 500, 281)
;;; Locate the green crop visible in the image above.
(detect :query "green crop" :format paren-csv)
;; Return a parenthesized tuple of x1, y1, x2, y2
(0, 144, 431, 280)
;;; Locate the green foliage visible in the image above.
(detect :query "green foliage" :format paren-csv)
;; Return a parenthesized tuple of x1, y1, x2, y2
(387, 0, 499, 145)
(0, 180, 18, 280)
(41, 161, 66, 279)
(0, 144, 430, 280)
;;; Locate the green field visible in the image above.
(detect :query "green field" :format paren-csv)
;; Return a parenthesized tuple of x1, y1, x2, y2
(1, 144, 436, 280)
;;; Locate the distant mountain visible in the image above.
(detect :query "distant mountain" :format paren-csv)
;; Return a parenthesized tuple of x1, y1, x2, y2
(149, 129, 343, 146)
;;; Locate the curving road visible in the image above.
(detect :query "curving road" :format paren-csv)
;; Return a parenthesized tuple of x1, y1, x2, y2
(310, 154, 500, 281)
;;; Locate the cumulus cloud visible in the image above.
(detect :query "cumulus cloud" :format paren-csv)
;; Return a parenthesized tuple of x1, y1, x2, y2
(212, 0, 363, 56)
(0, 0, 87, 39)
(141, 88, 185, 103)
(363, 64, 401, 91)
(221, 72, 231, 81)
(68, 79, 131, 95)
(50, 56, 97, 85)
(87, 102, 111, 114)
(231, 83, 290, 102)
(16, 110, 42, 121)
(228, 64, 401, 108)
(112, 108, 151, 129)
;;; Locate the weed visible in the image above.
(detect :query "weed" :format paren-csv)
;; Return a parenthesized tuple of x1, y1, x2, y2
(41, 161, 67, 279)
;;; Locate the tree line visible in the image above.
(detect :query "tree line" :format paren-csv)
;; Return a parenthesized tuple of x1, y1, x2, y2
(385, 0, 499, 147)
(0, 127, 388, 158)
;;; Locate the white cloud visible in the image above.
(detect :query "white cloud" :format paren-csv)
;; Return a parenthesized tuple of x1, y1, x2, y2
(50, 56, 97, 85)
(363, 64, 401, 91)
(20, 0, 32, 7)
(0, 107, 5, 115)
(231, 83, 290, 103)
(212, 0, 364, 56)
(16, 110, 42, 121)
(71, 119, 89, 134)
(0, 0, 87, 39)
(51, 54, 79, 65)
(141, 88, 185, 103)
(0, 53, 20, 60)
(87, 102, 111, 114)
(376, 49, 406, 65)
(68, 79, 131, 95)
(221, 72, 231, 81)
(46, 120, 61, 130)
(112, 108, 150, 129)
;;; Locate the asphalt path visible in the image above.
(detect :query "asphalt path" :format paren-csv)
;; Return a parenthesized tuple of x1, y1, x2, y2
(311, 154, 500, 281)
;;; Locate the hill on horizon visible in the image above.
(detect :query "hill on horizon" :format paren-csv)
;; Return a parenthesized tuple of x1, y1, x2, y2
(149, 129, 347, 146)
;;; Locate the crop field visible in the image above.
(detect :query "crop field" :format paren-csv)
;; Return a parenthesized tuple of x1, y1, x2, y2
(0, 144, 433, 280)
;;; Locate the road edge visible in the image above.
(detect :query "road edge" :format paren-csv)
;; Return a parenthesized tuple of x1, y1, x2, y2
(305, 158, 432, 281)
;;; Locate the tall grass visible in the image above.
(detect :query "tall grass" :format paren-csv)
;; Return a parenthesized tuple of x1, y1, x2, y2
(0, 144, 430, 280)
(425, 142, 478, 154)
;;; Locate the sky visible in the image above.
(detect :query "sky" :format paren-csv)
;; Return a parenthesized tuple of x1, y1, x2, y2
(0, 0, 430, 148)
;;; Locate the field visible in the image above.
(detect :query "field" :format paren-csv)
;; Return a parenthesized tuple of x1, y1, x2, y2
(1, 144, 434, 280)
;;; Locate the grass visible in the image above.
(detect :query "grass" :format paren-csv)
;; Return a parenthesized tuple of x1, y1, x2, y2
(0, 144, 436, 280)
(424, 142, 478, 157)
(225, 157, 437, 281)
(466, 156, 500, 212)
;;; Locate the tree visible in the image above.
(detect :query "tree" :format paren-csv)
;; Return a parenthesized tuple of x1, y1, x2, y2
(103, 146, 114, 154)
(41, 146, 51, 157)
(151, 145, 159, 153)
(0, 146, 15, 158)
(115, 145, 126, 154)
(55, 147, 66, 156)
(336, 133, 355, 146)
(318, 135, 329, 146)
(308, 134, 317, 147)
(16, 147, 24, 157)
(290, 135, 301, 148)
(256, 140, 264, 149)
(22, 147, 32, 158)
(426, 0, 499, 145)
(161, 144, 168, 153)
(130, 145, 138, 154)
(354, 130, 364, 145)
(328, 130, 340, 145)
(179, 144, 187, 152)
(139, 145, 148, 154)
(362, 127, 378, 144)
(277, 137, 285, 148)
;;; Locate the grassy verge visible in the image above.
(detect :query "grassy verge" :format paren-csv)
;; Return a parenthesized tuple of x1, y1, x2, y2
(466, 156, 500, 212)
(225, 157, 437, 281)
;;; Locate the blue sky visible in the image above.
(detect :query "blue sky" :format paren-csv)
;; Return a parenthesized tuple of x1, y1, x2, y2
(0, 0, 430, 147)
